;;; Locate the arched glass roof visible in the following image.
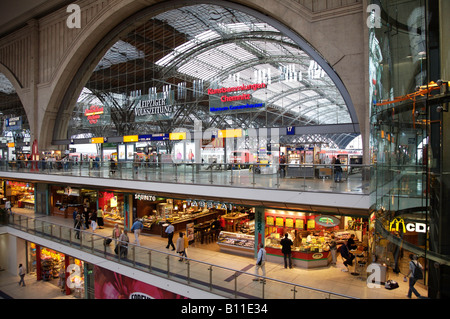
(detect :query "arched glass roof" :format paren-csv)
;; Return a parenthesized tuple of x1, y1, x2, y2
(71, 3, 357, 148)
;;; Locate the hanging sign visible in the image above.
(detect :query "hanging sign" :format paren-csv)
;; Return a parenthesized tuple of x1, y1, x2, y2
(314, 215, 340, 227)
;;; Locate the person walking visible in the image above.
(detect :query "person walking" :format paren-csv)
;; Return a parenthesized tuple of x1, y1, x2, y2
(83, 207, 90, 230)
(118, 229, 129, 259)
(89, 210, 97, 232)
(253, 243, 267, 281)
(74, 214, 82, 239)
(131, 218, 144, 246)
(334, 157, 342, 182)
(165, 221, 175, 250)
(73, 208, 79, 227)
(176, 232, 186, 261)
(5, 200, 11, 214)
(96, 207, 104, 229)
(329, 234, 338, 266)
(280, 233, 293, 269)
(112, 224, 121, 246)
(405, 254, 425, 298)
(18, 264, 25, 286)
(183, 232, 189, 259)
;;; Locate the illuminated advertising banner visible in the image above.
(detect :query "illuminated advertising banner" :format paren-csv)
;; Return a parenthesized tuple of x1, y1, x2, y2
(83, 105, 110, 127)
(208, 83, 267, 114)
(94, 265, 188, 299)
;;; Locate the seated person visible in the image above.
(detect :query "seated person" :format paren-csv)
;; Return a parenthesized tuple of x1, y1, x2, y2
(339, 240, 355, 271)
(347, 234, 358, 250)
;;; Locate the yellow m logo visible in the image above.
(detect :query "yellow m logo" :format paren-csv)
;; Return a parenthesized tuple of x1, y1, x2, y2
(389, 218, 406, 232)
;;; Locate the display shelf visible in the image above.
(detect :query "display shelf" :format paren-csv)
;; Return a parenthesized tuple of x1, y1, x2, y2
(217, 231, 255, 257)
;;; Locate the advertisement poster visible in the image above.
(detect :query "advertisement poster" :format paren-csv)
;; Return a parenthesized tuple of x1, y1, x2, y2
(94, 266, 188, 299)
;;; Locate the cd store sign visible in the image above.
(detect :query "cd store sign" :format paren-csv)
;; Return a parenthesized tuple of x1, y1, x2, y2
(389, 218, 427, 233)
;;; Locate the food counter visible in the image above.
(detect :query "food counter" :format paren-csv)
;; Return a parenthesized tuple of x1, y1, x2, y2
(222, 212, 248, 232)
(217, 231, 255, 257)
(144, 209, 224, 236)
(265, 234, 331, 268)
(103, 210, 124, 227)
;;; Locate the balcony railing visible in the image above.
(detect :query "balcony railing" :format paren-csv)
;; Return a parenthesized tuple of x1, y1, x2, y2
(5, 212, 355, 299)
(0, 160, 371, 194)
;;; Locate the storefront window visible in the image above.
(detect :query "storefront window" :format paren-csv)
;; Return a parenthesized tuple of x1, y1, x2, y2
(264, 209, 368, 268)
(2, 181, 34, 211)
(27, 242, 85, 298)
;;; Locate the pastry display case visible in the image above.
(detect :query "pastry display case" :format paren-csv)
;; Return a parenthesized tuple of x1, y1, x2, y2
(217, 231, 255, 257)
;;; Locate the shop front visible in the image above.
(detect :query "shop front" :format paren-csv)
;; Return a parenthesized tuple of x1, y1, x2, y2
(264, 209, 368, 268)
(2, 180, 35, 210)
(27, 242, 85, 298)
(132, 193, 255, 250)
(51, 186, 97, 218)
(99, 191, 126, 228)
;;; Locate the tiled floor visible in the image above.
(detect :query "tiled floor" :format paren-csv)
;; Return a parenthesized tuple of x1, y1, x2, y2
(1, 209, 428, 299)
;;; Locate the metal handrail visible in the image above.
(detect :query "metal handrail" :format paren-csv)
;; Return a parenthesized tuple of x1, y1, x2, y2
(6, 212, 356, 299)
(0, 159, 372, 195)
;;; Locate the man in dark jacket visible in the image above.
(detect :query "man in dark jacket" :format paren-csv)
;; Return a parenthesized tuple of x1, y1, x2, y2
(340, 240, 355, 271)
(280, 233, 293, 269)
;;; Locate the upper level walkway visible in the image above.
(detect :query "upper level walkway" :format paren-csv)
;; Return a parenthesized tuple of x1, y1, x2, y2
(0, 160, 371, 213)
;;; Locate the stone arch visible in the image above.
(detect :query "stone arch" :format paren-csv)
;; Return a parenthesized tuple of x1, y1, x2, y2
(0, 62, 33, 133)
(47, 0, 363, 148)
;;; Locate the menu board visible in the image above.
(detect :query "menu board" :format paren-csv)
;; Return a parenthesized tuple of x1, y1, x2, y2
(307, 219, 315, 229)
(276, 217, 284, 227)
(285, 218, 294, 228)
(266, 216, 274, 226)
(295, 219, 304, 229)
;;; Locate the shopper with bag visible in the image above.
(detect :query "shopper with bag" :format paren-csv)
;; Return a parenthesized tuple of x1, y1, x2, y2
(118, 229, 129, 259)
(405, 254, 425, 298)
(176, 232, 186, 261)
(253, 243, 267, 282)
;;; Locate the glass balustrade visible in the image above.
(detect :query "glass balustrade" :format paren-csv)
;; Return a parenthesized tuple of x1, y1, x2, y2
(0, 160, 371, 194)
(5, 212, 354, 299)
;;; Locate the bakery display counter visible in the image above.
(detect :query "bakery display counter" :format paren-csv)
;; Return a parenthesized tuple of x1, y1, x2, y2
(144, 209, 224, 236)
(217, 231, 254, 257)
(19, 199, 35, 210)
(265, 244, 331, 268)
(103, 212, 124, 227)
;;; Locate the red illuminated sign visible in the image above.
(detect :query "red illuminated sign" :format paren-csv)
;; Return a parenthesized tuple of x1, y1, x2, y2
(84, 105, 104, 124)
(207, 83, 266, 95)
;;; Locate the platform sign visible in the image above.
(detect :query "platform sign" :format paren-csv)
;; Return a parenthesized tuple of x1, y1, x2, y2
(5, 117, 22, 131)
(286, 126, 295, 135)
